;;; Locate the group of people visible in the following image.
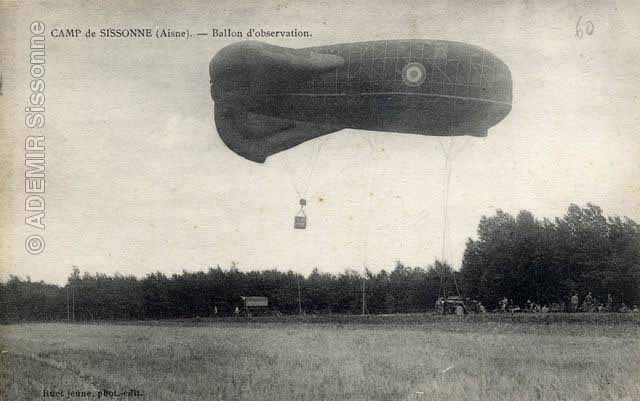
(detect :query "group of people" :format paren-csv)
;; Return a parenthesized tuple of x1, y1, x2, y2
(496, 292, 639, 313)
(497, 297, 544, 313)
(569, 292, 626, 313)
(497, 297, 543, 313)
(435, 293, 639, 315)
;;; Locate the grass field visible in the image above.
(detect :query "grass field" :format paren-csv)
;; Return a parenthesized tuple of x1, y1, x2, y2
(1, 314, 639, 401)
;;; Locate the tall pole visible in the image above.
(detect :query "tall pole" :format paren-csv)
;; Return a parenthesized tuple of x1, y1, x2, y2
(66, 287, 70, 322)
(297, 275, 302, 315)
(70, 265, 78, 322)
(361, 279, 366, 315)
(72, 287, 75, 322)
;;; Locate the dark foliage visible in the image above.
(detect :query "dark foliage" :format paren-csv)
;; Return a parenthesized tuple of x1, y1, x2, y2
(461, 204, 640, 309)
(2, 204, 637, 322)
(0, 262, 456, 322)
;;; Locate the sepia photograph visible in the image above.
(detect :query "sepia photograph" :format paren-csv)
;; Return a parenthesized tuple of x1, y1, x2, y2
(0, 1, 639, 400)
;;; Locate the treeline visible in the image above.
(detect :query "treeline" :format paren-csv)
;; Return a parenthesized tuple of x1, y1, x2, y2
(461, 204, 640, 308)
(1, 203, 638, 322)
(0, 262, 459, 322)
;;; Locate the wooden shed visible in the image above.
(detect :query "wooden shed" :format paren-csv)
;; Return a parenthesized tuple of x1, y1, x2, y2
(240, 296, 269, 316)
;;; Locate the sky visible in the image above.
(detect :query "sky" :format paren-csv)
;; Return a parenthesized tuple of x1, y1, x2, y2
(1, 0, 639, 285)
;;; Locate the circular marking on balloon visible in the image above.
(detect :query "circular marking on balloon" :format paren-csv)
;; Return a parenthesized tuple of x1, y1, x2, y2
(402, 62, 426, 87)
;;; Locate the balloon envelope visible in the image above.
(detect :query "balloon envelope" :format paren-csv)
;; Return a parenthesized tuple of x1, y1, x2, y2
(210, 40, 512, 163)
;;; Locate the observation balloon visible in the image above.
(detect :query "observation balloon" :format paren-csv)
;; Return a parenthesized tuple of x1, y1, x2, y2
(210, 40, 512, 163)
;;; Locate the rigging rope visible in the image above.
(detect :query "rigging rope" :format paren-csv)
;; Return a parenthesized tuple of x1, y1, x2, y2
(283, 137, 327, 201)
(360, 135, 378, 315)
(360, 135, 377, 272)
(283, 137, 328, 230)
(436, 136, 470, 298)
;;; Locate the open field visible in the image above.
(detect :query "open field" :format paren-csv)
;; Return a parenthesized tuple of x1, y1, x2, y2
(1, 314, 639, 401)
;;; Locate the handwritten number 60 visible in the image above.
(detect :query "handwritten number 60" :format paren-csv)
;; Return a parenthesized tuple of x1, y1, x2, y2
(576, 16, 595, 39)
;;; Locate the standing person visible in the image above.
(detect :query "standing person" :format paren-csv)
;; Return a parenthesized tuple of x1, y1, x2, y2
(234, 306, 240, 317)
(606, 294, 613, 312)
(499, 297, 508, 313)
(435, 297, 444, 315)
(585, 292, 593, 312)
(571, 293, 579, 313)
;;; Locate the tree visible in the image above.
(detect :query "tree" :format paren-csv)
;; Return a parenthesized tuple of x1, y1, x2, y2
(461, 204, 640, 308)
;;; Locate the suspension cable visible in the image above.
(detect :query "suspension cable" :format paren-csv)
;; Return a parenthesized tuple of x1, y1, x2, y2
(436, 136, 469, 298)
(283, 137, 327, 201)
(360, 135, 377, 272)
(360, 134, 378, 315)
